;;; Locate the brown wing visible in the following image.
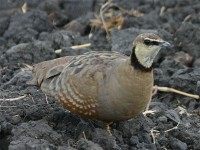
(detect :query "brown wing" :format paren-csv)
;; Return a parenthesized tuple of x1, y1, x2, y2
(29, 51, 126, 119)
(27, 56, 73, 86)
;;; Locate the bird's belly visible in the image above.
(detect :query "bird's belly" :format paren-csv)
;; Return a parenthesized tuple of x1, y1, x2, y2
(97, 79, 153, 122)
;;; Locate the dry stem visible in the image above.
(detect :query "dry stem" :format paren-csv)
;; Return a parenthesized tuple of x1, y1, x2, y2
(164, 121, 180, 133)
(0, 95, 27, 101)
(99, 0, 143, 39)
(154, 85, 199, 99)
(45, 94, 49, 104)
(100, 0, 112, 39)
(150, 128, 160, 144)
(55, 43, 91, 54)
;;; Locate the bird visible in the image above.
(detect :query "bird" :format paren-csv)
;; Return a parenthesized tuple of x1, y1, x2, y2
(27, 33, 170, 132)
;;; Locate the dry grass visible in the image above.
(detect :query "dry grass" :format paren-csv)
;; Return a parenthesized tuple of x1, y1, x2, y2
(90, 0, 144, 39)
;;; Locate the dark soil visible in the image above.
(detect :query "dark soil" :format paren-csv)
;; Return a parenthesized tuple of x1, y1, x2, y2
(0, 0, 200, 150)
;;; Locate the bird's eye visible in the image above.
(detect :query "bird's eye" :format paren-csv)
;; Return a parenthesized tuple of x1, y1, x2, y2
(144, 39, 151, 45)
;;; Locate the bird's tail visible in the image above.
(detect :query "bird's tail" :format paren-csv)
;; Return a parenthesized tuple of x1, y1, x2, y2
(20, 63, 38, 86)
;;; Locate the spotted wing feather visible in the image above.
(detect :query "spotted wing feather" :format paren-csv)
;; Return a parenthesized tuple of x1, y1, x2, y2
(29, 51, 126, 119)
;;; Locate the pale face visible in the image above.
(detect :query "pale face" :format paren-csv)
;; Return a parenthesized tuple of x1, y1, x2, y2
(133, 34, 170, 68)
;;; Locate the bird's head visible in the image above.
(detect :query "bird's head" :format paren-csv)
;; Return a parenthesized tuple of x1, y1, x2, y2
(131, 33, 171, 71)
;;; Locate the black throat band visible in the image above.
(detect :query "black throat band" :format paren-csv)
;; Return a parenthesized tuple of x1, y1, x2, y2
(130, 46, 152, 72)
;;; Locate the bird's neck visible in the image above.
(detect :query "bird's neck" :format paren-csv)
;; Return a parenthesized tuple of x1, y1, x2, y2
(130, 46, 152, 72)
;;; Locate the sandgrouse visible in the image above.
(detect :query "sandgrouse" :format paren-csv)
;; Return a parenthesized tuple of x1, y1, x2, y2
(28, 33, 170, 123)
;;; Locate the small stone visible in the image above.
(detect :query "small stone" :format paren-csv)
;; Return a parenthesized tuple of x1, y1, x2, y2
(158, 116, 168, 123)
(11, 115, 21, 125)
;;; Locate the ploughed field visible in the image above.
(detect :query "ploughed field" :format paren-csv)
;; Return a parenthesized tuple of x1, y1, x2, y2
(0, 0, 200, 149)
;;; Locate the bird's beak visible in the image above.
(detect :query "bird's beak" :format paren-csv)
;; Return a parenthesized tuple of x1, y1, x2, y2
(160, 41, 171, 47)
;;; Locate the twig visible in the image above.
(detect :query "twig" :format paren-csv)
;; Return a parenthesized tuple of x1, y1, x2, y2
(0, 95, 27, 101)
(21, 3, 27, 13)
(175, 106, 192, 117)
(100, 0, 112, 39)
(164, 121, 180, 133)
(55, 49, 62, 54)
(159, 6, 166, 16)
(71, 43, 91, 50)
(0, 103, 55, 110)
(143, 110, 156, 116)
(182, 15, 191, 23)
(31, 95, 36, 104)
(150, 128, 160, 144)
(150, 122, 180, 144)
(82, 131, 87, 140)
(154, 85, 199, 99)
(45, 94, 49, 104)
(55, 43, 91, 54)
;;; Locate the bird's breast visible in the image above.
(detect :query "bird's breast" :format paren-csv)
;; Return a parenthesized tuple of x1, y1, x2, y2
(97, 64, 153, 122)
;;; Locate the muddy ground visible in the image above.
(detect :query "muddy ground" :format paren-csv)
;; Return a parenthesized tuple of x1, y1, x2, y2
(0, 0, 200, 150)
